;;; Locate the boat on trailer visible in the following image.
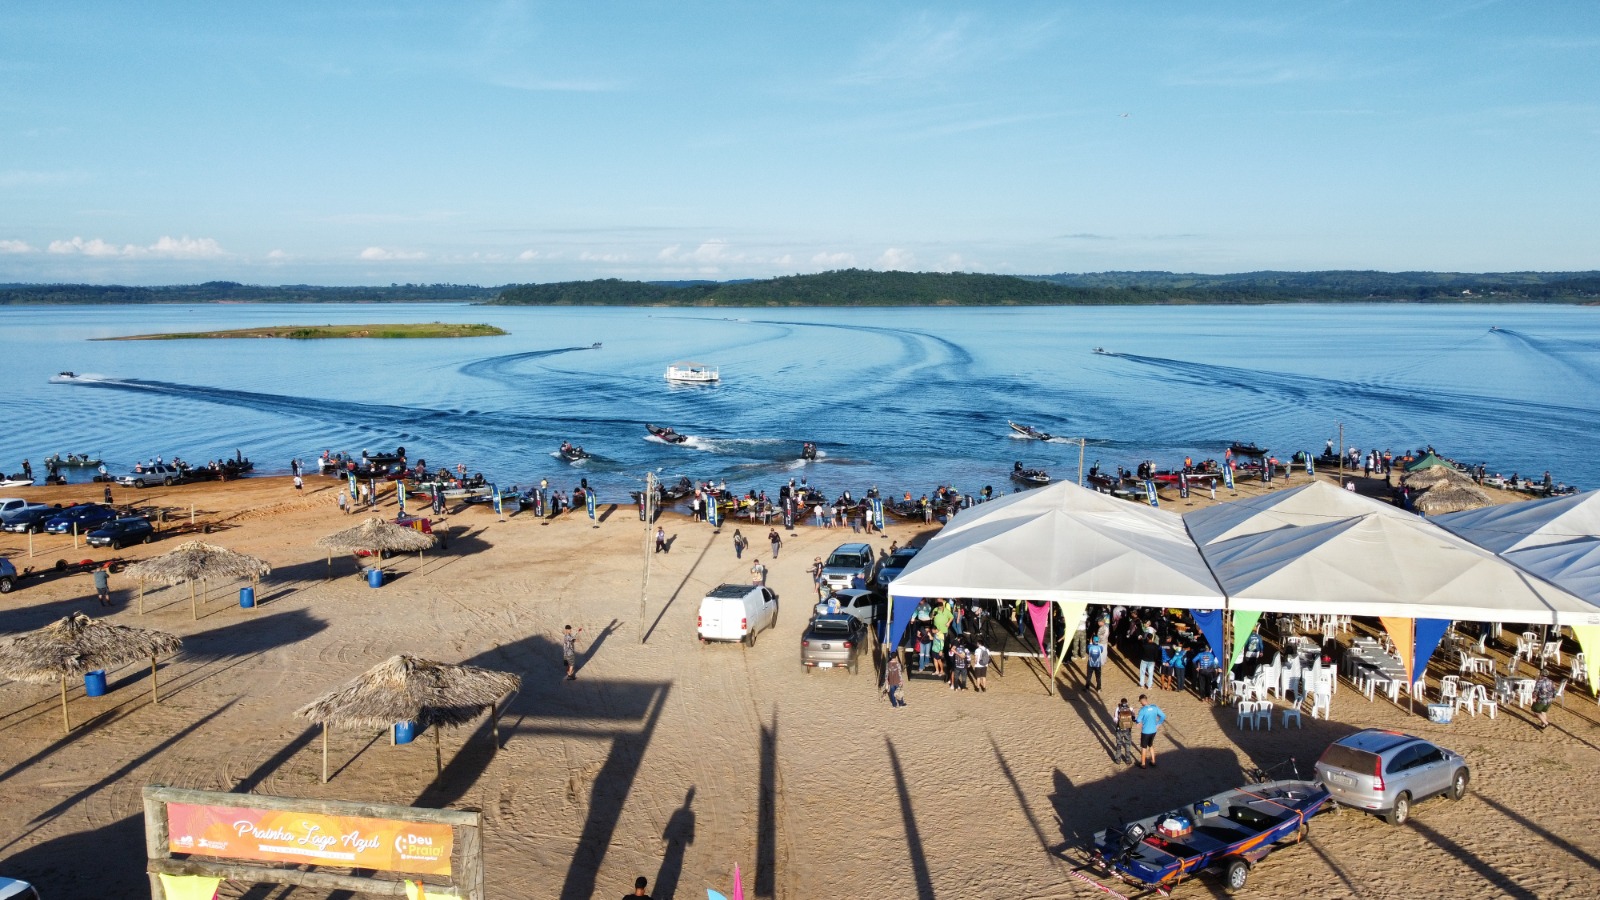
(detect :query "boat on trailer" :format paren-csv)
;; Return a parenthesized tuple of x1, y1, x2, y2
(1081, 771, 1329, 896)
(664, 362, 719, 384)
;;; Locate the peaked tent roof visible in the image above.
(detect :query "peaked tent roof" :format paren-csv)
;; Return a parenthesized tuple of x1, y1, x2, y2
(1436, 490, 1600, 604)
(1434, 490, 1600, 554)
(1184, 480, 1416, 547)
(1190, 485, 1600, 624)
(1406, 452, 1460, 473)
(888, 481, 1224, 608)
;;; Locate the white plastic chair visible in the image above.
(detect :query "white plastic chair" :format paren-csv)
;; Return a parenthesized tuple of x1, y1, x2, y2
(1573, 653, 1588, 685)
(1520, 631, 1541, 663)
(1440, 675, 1460, 705)
(1252, 702, 1273, 731)
(1311, 686, 1332, 720)
(1472, 684, 1497, 719)
(1454, 686, 1478, 717)
(1554, 679, 1568, 708)
(1236, 700, 1258, 730)
(1542, 639, 1563, 667)
(1282, 698, 1304, 728)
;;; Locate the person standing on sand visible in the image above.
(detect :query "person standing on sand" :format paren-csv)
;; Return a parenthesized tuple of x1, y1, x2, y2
(732, 528, 746, 559)
(750, 559, 767, 586)
(625, 875, 652, 899)
(562, 625, 581, 680)
(971, 640, 990, 692)
(1531, 668, 1556, 729)
(1085, 634, 1105, 691)
(293, 473, 303, 491)
(768, 528, 781, 559)
(93, 563, 111, 607)
(338, 490, 348, 514)
(103, 485, 114, 506)
(1135, 693, 1167, 769)
(884, 654, 906, 707)
(655, 526, 666, 553)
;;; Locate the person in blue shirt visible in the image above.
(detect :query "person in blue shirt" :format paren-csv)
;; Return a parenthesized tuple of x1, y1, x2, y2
(1085, 635, 1106, 691)
(1192, 647, 1220, 702)
(1169, 642, 1189, 693)
(1135, 694, 1167, 769)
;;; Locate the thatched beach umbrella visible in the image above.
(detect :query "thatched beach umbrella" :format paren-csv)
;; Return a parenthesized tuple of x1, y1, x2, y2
(295, 654, 519, 782)
(315, 516, 436, 578)
(124, 540, 272, 619)
(0, 612, 182, 733)
(1416, 481, 1493, 516)
(1403, 465, 1477, 492)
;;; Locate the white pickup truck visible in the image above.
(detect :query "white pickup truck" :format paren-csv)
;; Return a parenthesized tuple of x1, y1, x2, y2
(0, 498, 57, 533)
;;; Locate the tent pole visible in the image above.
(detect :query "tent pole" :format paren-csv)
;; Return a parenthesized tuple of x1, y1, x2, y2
(322, 724, 329, 784)
(1045, 605, 1054, 696)
(60, 675, 71, 734)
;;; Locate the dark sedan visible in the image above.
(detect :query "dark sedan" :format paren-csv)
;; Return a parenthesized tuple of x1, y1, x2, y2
(44, 504, 116, 535)
(86, 516, 155, 549)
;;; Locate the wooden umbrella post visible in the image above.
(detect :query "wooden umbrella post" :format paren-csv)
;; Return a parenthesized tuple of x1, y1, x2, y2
(326, 549, 332, 580)
(151, 657, 160, 706)
(433, 724, 443, 774)
(322, 724, 329, 784)
(138, 583, 145, 615)
(60, 675, 71, 734)
(189, 581, 197, 621)
(490, 700, 499, 751)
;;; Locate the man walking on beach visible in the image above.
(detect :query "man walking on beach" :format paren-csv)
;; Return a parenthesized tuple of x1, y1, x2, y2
(768, 528, 781, 558)
(654, 526, 666, 553)
(1086, 634, 1105, 691)
(562, 625, 581, 681)
(884, 654, 906, 708)
(1135, 694, 1167, 769)
(93, 563, 111, 607)
(750, 559, 767, 586)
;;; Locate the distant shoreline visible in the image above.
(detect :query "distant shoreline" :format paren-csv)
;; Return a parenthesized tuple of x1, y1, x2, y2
(95, 323, 508, 341)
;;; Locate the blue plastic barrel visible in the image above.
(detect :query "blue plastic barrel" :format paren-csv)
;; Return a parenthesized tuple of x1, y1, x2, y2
(239, 586, 255, 608)
(394, 721, 417, 744)
(367, 568, 385, 588)
(84, 670, 108, 697)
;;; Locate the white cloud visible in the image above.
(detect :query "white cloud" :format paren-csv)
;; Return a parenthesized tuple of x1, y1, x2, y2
(517, 249, 542, 260)
(578, 251, 629, 262)
(359, 246, 427, 261)
(45, 235, 227, 258)
(0, 239, 35, 254)
(659, 240, 734, 264)
(811, 251, 857, 268)
(876, 248, 915, 270)
(266, 249, 288, 259)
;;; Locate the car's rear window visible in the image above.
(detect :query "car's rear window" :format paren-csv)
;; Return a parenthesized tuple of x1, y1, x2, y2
(1319, 743, 1380, 773)
(827, 553, 867, 568)
(812, 620, 853, 634)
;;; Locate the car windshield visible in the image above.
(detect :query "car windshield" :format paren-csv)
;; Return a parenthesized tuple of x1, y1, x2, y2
(826, 553, 867, 568)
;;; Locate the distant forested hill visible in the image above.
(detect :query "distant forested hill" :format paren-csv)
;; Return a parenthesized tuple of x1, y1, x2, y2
(4, 270, 1597, 306)
(0, 282, 499, 305)
(491, 269, 1600, 306)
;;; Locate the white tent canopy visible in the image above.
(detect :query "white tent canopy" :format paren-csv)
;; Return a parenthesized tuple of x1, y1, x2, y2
(1436, 490, 1600, 606)
(1187, 482, 1600, 625)
(888, 480, 1224, 607)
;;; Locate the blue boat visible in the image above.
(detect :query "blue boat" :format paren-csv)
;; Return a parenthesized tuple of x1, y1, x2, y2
(1081, 773, 1330, 895)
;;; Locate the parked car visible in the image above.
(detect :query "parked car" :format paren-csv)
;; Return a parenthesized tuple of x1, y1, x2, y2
(116, 464, 188, 488)
(801, 613, 865, 673)
(0, 876, 40, 900)
(0, 558, 18, 594)
(1314, 729, 1469, 826)
(819, 542, 876, 592)
(875, 546, 920, 591)
(697, 583, 779, 646)
(85, 516, 155, 549)
(44, 504, 116, 535)
(824, 587, 883, 627)
(1, 500, 59, 533)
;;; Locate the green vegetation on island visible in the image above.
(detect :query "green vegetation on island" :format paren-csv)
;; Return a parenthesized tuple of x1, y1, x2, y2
(0, 282, 498, 305)
(99, 323, 508, 341)
(490, 269, 1600, 307)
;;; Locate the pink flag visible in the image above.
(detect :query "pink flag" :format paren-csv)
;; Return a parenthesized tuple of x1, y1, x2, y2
(733, 863, 744, 900)
(1027, 601, 1050, 655)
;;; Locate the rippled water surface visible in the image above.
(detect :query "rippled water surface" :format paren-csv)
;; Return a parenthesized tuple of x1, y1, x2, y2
(2, 303, 1595, 497)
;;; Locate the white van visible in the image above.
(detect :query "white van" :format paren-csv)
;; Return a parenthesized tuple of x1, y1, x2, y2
(697, 583, 779, 645)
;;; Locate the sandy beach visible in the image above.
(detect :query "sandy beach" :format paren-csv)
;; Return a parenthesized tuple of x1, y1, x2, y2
(1, 471, 1596, 899)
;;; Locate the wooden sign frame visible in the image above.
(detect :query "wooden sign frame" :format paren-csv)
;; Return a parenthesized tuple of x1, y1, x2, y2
(143, 785, 484, 899)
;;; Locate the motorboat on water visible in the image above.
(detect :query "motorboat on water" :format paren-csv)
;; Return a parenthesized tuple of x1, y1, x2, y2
(1229, 442, 1268, 458)
(664, 362, 719, 384)
(1092, 347, 1111, 355)
(1010, 461, 1050, 487)
(647, 424, 689, 444)
(1008, 421, 1052, 441)
(800, 441, 818, 461)
(557, 442, 590, 463)
(45, 453, 101, 468)
(630, 476, 695, 505)
(1082, 770, 1329, 895)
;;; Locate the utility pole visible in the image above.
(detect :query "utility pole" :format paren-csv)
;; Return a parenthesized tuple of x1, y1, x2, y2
(640, 471, 655, 644)
(1337, 423, 1344, 488)
(1077, 437, 1087, 487)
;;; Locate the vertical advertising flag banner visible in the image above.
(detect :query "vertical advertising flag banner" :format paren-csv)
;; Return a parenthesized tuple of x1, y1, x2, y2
(1144, 480, 1158, 507)
(1223, 464, 1235, 490)
(397, 484, 406, 515)
(493, 486, 503, 517)
(586, 489, 596, 520)
(871, 497, 884, 530)
(1305, 452, 1315, 475)
(166, 802, 453, 876)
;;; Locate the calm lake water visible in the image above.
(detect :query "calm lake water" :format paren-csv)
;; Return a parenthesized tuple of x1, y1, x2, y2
(1, 303, 1595, 499)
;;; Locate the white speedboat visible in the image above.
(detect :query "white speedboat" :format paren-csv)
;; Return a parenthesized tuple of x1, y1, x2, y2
(665, 362, 719, 384)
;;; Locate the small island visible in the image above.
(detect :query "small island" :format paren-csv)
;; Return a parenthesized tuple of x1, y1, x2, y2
(97, 323, 508, 341)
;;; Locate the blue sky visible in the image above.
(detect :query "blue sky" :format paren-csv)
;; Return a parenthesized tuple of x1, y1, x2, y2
(2, 1, 1597, 285)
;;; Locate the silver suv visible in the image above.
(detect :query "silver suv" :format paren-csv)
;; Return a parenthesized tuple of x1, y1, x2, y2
(820, 543, 875, 592)
(1314, 729, 1469, 826)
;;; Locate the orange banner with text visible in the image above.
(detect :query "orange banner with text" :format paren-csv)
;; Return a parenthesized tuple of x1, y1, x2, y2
(167, 802, 453, 876)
